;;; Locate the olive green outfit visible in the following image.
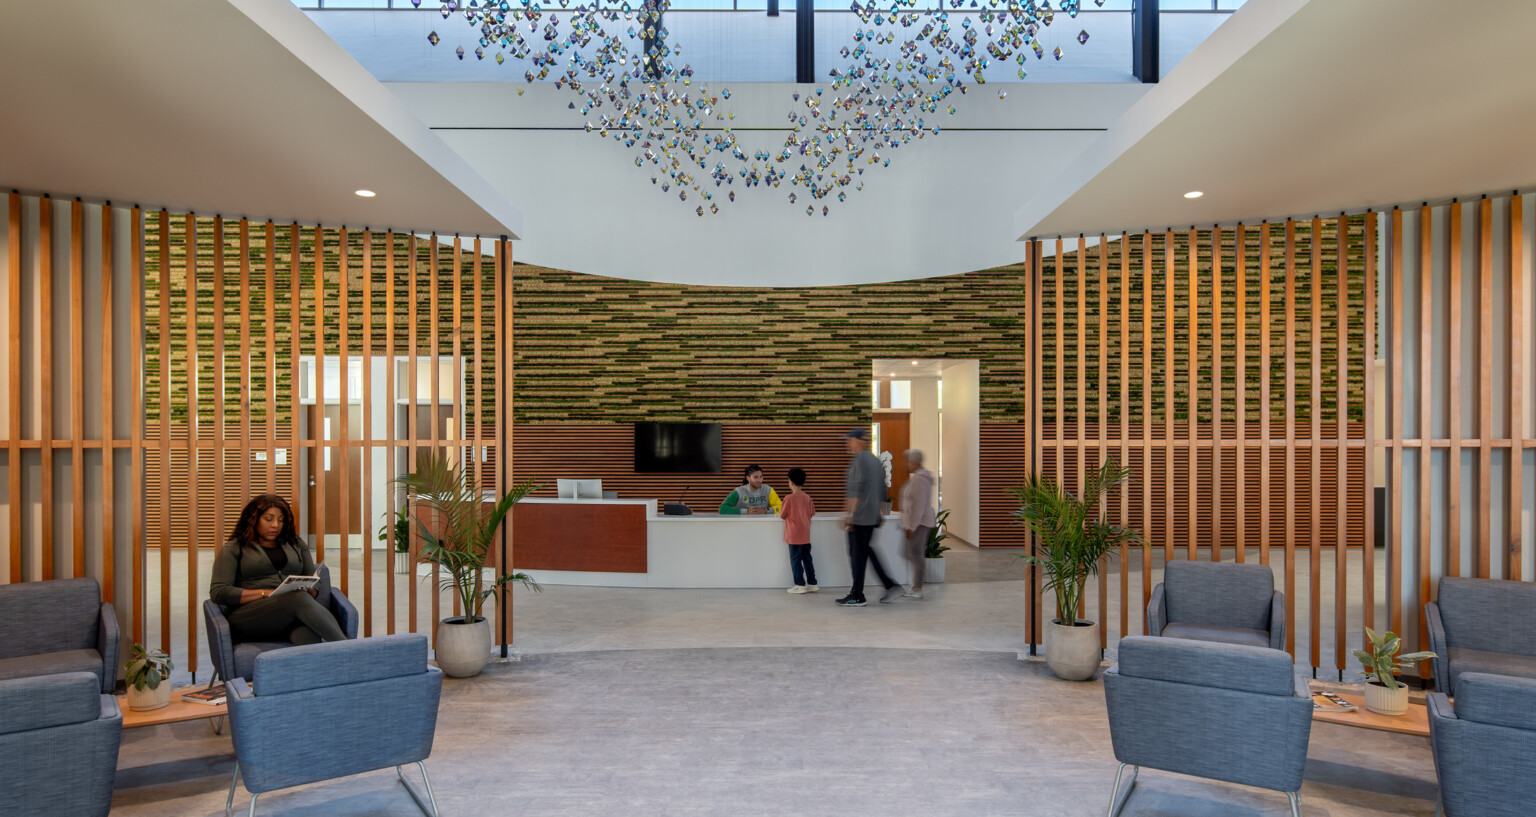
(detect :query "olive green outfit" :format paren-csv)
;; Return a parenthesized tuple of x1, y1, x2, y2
(208, 538, 346, 645)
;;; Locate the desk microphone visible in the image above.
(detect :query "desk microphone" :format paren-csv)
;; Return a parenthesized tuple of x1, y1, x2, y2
(664, 486, 693, 516)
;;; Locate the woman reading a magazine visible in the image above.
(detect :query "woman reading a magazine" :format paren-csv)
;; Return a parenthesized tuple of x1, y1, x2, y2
(208, 494, 347, 646)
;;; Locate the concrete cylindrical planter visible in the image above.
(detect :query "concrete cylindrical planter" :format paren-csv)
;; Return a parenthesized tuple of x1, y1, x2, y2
(1363, 680, 1409, 716)
(125, 683, 172, 712)
(924, 557, 946, 584)
(394, 551, 411, 574)
(434, 616, 492, 678)
(1045, 619, 1102, 681)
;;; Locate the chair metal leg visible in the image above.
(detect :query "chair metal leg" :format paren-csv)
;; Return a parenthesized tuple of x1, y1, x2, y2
(1105, 763, 1139, 817)
(397, 761, 442, 817)
(1287, 790, 1302, 817)
(1435, 799, 1444, 817)
(246, 792, 260, 817)
(226, 763, 242, 817)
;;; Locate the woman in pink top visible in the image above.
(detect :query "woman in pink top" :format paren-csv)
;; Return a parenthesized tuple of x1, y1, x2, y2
(900, 450, 938, 598)
(780, 468, 819, 593)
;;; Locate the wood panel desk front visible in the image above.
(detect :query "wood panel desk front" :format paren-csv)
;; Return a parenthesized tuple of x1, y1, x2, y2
(511, 500, 648, 573)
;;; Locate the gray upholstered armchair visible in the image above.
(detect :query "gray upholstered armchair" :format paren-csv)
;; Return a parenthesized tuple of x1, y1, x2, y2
(0, 577, 120, 694)
(225, 634, 443, 817)
(203, 563, 358, 682)
(1103, 636, 1312, 817)
(0, 672, 122, 817)
(1425, 576, 1536, 696)
(1148, 560, 1285, 650)
(1428, 672, 1536, 817)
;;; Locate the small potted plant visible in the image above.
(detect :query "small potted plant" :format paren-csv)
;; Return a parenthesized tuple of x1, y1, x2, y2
(1012, 458, 1142, 681)
(397, 451, 542, 678)
(124, 644, 174, 711)
(1352, 628, 1436, 716)
(924, 508, 951, 584)
(379, 504, 413, 574)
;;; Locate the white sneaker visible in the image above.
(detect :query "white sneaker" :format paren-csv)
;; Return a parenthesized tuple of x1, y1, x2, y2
(804, 584, 819, 593)
(787, 585, 809, 594)
(903, 590, 924, 599)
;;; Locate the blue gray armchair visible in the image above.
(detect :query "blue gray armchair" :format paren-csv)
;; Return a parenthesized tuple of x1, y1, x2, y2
(1148, 560, 1285, 651)
(0, 577, 120, 694)
(225, 634, 443, 817)
(1425, 576, 1536, 696)
(0, 672, 122, 817)
(204, 563, 358, 682)
(1428, 672, 1536, 817)
(1103, 636, 1313, 817)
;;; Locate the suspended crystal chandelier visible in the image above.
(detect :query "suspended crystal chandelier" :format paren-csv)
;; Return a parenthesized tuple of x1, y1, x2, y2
(427, 0, 1092, 215)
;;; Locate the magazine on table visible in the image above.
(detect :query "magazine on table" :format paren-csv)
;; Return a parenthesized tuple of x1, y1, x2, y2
(269, 573, 319, 597)
(183, 682, 227, 706)
(1311, 691, 1356, 712)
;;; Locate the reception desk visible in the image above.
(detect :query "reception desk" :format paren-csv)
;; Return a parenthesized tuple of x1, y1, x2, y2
(512, 498, 912, 589)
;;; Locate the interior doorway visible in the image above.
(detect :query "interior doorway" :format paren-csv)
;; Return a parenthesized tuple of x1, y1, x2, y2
(871, 359, 980, 545)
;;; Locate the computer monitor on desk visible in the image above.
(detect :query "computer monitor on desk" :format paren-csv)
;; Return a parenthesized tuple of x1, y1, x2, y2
(557, 479, 604, 500)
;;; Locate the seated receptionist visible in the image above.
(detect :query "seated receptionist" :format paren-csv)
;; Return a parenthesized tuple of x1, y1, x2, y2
(719, 464, 783, 515)
(208, 494, 347, 646)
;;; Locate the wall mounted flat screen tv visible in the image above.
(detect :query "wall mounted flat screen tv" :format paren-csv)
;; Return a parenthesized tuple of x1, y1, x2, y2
(635, 422, 722, 473)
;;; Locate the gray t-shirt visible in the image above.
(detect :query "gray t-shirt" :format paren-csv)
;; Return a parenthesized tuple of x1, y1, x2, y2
(844, 449, 886, 526)
(727, 484, 774, 513)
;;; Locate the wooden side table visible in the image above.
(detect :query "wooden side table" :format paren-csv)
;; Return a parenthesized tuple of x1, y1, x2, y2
(1311, 691, 1430, 737)
(118, 690, 228, 729)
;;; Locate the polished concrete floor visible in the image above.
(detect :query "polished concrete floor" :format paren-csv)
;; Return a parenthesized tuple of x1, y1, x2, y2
(111, 647, 1437, 817)
(114, 543, 1437, 816)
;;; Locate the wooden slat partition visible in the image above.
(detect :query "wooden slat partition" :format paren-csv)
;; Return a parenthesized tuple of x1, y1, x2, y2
(127, 215, 507, 675)
(1032, 217, 1371, 669)
(2, 196, 143, 635)
(1369, 192, 1533, 668)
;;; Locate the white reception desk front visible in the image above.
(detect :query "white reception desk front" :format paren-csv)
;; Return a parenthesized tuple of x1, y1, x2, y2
(513, 499, 913, 589)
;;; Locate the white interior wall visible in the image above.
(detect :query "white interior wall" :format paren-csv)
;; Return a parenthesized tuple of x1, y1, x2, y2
(907, 377, 940, 480)
(939, 361, 980, 545)
(387, 81, 1147, 286)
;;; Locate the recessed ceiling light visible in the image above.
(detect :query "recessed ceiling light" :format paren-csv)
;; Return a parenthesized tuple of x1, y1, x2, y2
(355, 189, 377, 198)
(1183, 190, 1204, 199)
(910, 360, 919, 365)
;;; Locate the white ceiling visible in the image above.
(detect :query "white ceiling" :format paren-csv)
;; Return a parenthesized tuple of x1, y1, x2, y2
(1015, 0, 1536, 239)
(0, 0, 521, 238)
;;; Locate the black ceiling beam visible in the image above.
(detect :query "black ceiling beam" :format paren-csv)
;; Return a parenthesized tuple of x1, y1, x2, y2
(795, 0, 814, 84)
(1133, 0, 1160, 83)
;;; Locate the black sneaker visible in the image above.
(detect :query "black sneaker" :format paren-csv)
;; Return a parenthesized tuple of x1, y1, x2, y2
(835, 595, 867, 607)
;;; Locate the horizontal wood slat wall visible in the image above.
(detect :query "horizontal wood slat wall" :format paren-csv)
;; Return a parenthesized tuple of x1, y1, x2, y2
(512, 424, 852, 513)
(1030, 219, 1371, 671)
(1, 193, 141, 638)
(979, 423, 1029, 548)
(1377, 195, 1535, 666)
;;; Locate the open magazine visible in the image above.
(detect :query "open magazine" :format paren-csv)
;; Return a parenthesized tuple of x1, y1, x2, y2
(1311, 691, 1357, 712)
(270, 573, 319, 597)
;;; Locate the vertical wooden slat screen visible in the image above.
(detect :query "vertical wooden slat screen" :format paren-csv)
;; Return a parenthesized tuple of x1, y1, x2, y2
(129, 214, 507, 675)
(2, 196, 143, 636)
(6, 195, 19, 583)
(1032, 215, 1370, 669)
(1372, 192, 1534, 665)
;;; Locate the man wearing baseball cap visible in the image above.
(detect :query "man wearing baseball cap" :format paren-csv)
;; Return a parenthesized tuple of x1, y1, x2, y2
(836, 427, 901, 607)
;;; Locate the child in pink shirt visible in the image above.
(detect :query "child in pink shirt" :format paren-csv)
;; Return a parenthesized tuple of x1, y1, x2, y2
(780, 468, 818, 593)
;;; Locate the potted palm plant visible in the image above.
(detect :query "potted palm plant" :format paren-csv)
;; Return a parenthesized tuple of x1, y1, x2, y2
(124, 644, 174, 711)
(396, 451, 541, 678)
(1012, 458, 1142, 681)
(924, 508, 951, 584)
(1353, 628, 1436, 715)
(379, 504, 413, 574)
